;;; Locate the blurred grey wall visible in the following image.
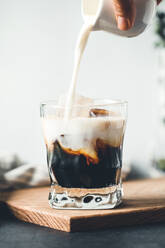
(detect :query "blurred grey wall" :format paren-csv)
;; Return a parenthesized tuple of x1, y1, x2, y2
(0, 0, 160, 164)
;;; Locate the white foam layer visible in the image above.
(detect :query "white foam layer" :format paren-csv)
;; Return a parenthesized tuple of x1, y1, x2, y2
(42, 115, 126, 151)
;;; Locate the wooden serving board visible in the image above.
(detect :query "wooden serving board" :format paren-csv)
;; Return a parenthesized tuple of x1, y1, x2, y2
(1, 178, 165, 232)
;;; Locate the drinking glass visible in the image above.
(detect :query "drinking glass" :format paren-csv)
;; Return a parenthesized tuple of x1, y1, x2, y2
(40, 99, 127, 209)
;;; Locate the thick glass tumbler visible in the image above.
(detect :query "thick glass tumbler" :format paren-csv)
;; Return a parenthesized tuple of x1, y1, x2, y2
(40, 99, 127, 209)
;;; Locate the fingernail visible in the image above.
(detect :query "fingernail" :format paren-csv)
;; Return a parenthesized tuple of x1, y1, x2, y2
(117, 16, 130, 31)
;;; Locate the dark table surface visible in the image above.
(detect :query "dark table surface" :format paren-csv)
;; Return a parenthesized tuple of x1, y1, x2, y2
(0, 206, 165, 248)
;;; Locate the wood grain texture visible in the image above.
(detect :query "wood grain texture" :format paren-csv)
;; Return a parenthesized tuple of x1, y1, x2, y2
(1, 177, 165, 232)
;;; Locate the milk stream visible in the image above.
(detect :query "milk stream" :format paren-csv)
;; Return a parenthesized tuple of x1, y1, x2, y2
(64, 23, 94, 120)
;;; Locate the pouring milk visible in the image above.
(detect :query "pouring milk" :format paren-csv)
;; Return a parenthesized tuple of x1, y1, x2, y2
(64, 0, 156, 119)
(64, 0, 101, 120)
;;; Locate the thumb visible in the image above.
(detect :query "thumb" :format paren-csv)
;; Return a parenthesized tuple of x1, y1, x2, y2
(112, 0, 136, 31)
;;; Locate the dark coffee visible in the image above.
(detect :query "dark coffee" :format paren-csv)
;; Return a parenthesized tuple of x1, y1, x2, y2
(47, 137, 123, 189)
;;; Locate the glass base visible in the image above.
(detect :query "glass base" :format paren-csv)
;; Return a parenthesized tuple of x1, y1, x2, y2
(49, 183, 123, 209)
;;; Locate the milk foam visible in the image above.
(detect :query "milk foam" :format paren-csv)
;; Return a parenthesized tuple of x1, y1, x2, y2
(42, 115, 125, 152)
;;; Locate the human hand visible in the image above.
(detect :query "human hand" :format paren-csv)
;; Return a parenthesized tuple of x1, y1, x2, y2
(112, 0, 162, 31)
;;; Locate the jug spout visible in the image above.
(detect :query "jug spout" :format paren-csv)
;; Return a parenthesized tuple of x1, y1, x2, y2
(82, 0, 156, 37)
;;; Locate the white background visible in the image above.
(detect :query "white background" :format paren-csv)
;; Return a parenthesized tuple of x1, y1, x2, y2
(0, 0, 161, 165)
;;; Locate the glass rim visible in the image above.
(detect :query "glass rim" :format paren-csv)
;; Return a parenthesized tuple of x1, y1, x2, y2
(40, 98, 128, 109)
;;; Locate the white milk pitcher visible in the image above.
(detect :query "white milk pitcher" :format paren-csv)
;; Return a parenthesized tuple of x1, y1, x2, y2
(82, 0, 156, 37)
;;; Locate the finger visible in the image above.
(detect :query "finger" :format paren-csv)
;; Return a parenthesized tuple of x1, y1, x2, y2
(112, 0, 136, 31)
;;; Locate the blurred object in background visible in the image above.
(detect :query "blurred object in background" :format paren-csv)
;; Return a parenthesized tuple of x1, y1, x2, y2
(127, 161, 164, 180)
(152, 10, 165, 173)
(155, 11, 165, 48)
(0, 151, 49, 191)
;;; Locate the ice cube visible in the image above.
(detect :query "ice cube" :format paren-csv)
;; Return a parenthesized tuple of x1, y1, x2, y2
(58, 93, 93, 107)
(89, 108, 118, 118)
(89, 108, 109, 117)
(58, 93, 94, 118)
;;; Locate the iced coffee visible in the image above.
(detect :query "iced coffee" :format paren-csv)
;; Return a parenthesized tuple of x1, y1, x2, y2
(41, 96, 127, 209)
